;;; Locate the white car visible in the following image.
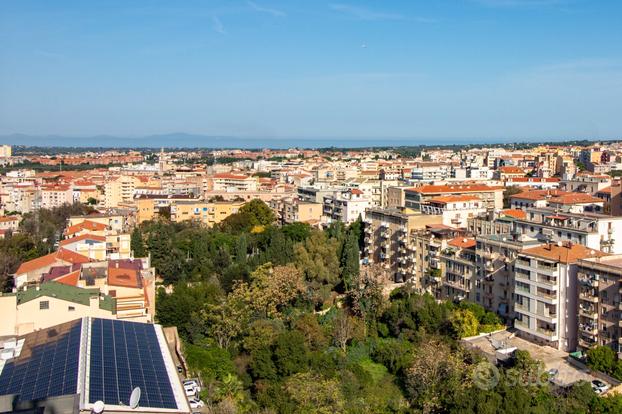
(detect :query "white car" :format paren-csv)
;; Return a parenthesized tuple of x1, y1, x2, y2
(188, 397, 204, 409)
(184, 384, 198, 397)
(183, 380, 202, 393)
(591, 380, 610, 394)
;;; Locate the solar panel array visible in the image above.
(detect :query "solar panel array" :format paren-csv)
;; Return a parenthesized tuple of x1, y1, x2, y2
(0, 320, 81, 402)
(88, 318, 178, 409)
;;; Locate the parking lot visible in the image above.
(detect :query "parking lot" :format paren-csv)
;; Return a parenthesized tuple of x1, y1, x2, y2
(463, 330, 607, 387)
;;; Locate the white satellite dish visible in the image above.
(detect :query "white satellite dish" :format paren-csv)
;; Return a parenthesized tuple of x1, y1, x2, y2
(92, 400, 105, 414)
(129, 387, 141, 409)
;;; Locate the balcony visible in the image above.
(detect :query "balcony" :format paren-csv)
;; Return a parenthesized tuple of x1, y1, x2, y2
(578, 274, 599, 288)
(579, 292, 599, 303)
(535, 326, 557, 340)
(579, 323, 598, 336)
(514, 320, 530, 331)
(579, 308, 598, 319)
(515, 303, 529, 313)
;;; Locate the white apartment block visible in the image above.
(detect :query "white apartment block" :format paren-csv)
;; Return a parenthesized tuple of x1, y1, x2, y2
(323, 189, 371, 224)
(513, 242, 606, 352)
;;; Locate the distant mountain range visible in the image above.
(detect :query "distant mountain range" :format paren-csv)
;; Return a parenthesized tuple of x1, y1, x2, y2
(0, 133, 614, 149)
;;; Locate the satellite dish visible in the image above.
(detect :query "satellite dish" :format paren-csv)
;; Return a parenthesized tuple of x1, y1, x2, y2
(129, 387, 141, 409)
(92, 401, 105, 414)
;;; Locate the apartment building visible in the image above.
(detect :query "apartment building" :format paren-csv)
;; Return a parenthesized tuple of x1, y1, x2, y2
(513, 207, 622, 254)
(475, 233, 541, 318)
(297, 186, 340, 203)
(0, 215, 19, 232)
(40, 184, 73, 209)
(170, 199, 244, 227)
(560, 174, 611, 195)
(420, 195, 487, 228)
(104, 175, 141, 208)
(404, 184, 504, 211)
(270, 199, 322, 225)
(513, 242, 607, 351)
(576, 255, 622, 356)
(363, 207, 442, 284)
(440, 237, 477, 301)
(323, 189, 371, 224)
(212, 173, 258, 192)
(414, 225, 467, 293)
(135, 193, 200, 223)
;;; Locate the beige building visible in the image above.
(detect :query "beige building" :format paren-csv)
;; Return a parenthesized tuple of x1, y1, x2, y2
(104, 175, 141, 208)
(0, 282, 117, 337)
(170, 199, 245, 227)
(405, 184, 504, 211)
(363, 207, 442, 285)
(270, 199, 322, 225)
(576, 255, 622, 357)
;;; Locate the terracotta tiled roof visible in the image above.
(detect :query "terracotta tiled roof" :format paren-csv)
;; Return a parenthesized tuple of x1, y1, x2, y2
(59, 234, 106, 246)
(65, 220, 107, 235)
(548, 193, 604, 205)
(498, 166, 525, 174)
(510, 189, 567, 201)
(108, 266, 142, 288)
(501, 209, 527, 219)
(448, 237, 476, 249)
(16, 253, 59, 275)
(521, 243, 607, 264)
(213, 173, 250, 180)
(55, 270, 81, 286)
(411, 184, 504, 194)
(0, 216, 19, 223)
(15, 248, 90, 275)
(429, 195, 480, 204)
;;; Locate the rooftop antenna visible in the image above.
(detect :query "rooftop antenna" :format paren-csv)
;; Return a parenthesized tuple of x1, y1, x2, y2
(92, 401, 105, 414)
(129, 387, 141, 409)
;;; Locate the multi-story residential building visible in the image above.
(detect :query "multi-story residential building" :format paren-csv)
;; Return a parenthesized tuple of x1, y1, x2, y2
(323, 189, 371, 224)
(270, 199, 322, 225)
(411, 163, 451, 181)
(560, 173, 611, 195)
(576, 255, 622, 356)
(404, 184, 504, 211)
(414, 225, 467, 293)
(363, 207, 442, 283)
(420, 195, 487, 228)
(40, 184, 73, 209)
(104, 175, 141, 208)
(135, 193, 200, 223)
(297, 186, 339, 203)
(0, 215, 19, 232)
(509, 189, 567, 210)
(386, 186, 407, 208)
(170, 199, 245, 227)
(475, 233, 541, 318)
(211, 172, 258, 192)
(513, 207, 622, 253)
(513, 242, 607, 352)
(440, 237, 477, 301)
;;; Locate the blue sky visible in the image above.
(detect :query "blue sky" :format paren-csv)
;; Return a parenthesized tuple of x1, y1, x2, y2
(0, 0, 621, 142)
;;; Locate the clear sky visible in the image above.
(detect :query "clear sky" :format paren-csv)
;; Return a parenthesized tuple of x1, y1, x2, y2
(1, 0, 621, 142)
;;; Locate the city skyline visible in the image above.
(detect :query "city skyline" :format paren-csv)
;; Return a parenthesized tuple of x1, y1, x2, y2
(1, 0, 621, 142)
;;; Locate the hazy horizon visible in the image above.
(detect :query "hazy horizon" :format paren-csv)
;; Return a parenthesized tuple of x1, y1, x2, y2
(1, 1, 622, 142)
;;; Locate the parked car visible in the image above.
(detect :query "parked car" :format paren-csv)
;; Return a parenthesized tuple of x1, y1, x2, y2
(546, 368, 559, 378)
(188, 397, 204, 409)
(184, 384, 198, 397)
(591, 380, 610, 394)
(183, 379, 202, 393)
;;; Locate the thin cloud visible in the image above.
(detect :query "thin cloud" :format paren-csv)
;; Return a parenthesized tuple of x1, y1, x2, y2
(247, 1, 286, 17)
(329, 3, 437, 23)
(330, 3, 404, 21)
(212, 16, 226, 35)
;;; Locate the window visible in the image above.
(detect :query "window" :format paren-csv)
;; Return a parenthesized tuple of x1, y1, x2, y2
(39, 300, 49, 310)
(68, 306, 75, 311)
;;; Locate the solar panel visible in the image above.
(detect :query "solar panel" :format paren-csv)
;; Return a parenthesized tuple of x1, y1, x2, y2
(88, 319, 178, 409)
(0, 319, 82, 403)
